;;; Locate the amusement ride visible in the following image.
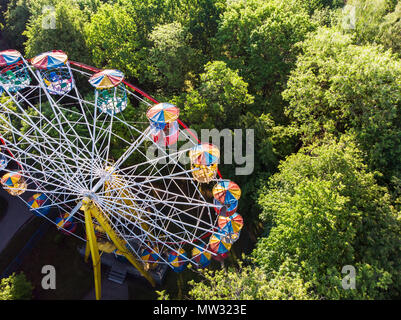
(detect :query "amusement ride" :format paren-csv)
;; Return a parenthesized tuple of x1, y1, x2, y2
(0, 49, 244, 299)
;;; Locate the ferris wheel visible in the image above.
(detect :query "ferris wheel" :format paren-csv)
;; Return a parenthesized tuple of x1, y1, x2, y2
(0, 49, 244, 299)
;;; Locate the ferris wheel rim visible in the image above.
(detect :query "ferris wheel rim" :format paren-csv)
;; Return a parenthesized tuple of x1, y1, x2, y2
(0, 54, 234, 268)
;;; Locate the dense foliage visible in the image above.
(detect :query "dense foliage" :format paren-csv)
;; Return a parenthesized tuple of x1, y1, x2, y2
(0, 272, 33, 300)
(188, 260, 315, 300)
(283, 27, 401, 183)
(255, 136, 401, 299)
(2, 0, 401, 300)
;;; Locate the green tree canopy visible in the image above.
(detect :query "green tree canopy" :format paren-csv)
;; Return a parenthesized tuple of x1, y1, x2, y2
(0, 272, 33, 300)
(84, 2, 140, 76)
(254, 136, 401, 299)
(214, 0, 315, 116)
(23, 1, 94, 63)
(337, 0, 398, 45)
(175, 60, 254, 131)
(2, 0, 99, 55)
(283, 27, 401, 182)
(1, 0, 32, 51)
(378, 1, 401, 55)
(146, 22, 201, 94)
(188, 260, 315, 300)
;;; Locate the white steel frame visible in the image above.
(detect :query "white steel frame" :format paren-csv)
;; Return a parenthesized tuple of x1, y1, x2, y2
(0, 57, 224, 268)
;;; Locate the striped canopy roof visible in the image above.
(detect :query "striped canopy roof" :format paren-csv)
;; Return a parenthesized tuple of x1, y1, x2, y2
(192, 244, 211, 268)
(31, 50, 68, 69)
(213, 198, 238, 216)
(212, 180, 241, 205)
(55, 213, 76, 233)
(0, 50, 22, 67)
(167, 248, 188, 273)
(189, 143, 220, 166)
(89, 69, 124, 89)
(146, 103, 179, 125)
(27, 193, 50, 216)
(141, 247, 160, 264)
(1, 172, 23, 187)
(218, 212, 243, 235)
(27, 193, 48, 209)
(208, 231, 232, 255)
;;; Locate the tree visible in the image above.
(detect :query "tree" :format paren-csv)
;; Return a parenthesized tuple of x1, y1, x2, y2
(188, 259, 315, 300)
(146, 22, 201, 94)
(337, 0, 398, 45)
(1, 0, 31, 51)
(84, 2, 142, 79)
(175, 60, 254, 131)
(174, 0, 226, 56)
(378, 1, 401, 55)
(283, 26, 401, 183)
(214, 0, 315, 118)
(231, 112, 278, 226)
(254, 136, 401, 299)
(0, 95, 22, 143)
(301, 0, 345, 12)
(0, 272, 33, 300)
(18, 92, 148, 168)
(1, 0, 99, 54)
(23, 1, 98, 63)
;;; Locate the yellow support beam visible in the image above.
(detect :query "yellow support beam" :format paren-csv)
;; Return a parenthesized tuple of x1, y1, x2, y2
(81, 197, 156, 293)
(82, 201, 102, 300)
(84, 239, 90, 263)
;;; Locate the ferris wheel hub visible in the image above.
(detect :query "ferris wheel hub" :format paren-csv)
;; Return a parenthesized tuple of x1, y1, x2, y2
(82, 192, 99, 202)
(0, 51, 243, 289)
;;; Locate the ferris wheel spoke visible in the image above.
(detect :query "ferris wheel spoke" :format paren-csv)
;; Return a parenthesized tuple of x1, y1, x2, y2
(111, 173, 215, 208)
(100, 191, 215, 209)
(35, 99, 89, 190)
(1, 148, 90, 194)
(57, 86, 105, 165)
(0, 56, 233, 273)
(0, 165, 84, 196)
(3, 88, 95, 171)
(28, 66, 96, 188)
(97, 196, 214, 260)
(147, 131, 212, 206)
(139, 133, 218, 246)
(110, 126, 151, 171)
(97, 168, 198, 195)
(0, 125, 94, 191)
(0, 133, 91, 193)
(124, 182, 216, 208)
(117, 146, 193, 177)
(98, 192, 217, 241)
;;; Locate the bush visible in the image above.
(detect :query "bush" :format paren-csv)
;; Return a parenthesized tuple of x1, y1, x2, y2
(188, 260, 315, 300)
(0, 272, 33, 300)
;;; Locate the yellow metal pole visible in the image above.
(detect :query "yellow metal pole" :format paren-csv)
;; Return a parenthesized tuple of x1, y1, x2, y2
(84, 239, 90, 263)
(82, 197, 156, 288)
(82, 198, 102, 300)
